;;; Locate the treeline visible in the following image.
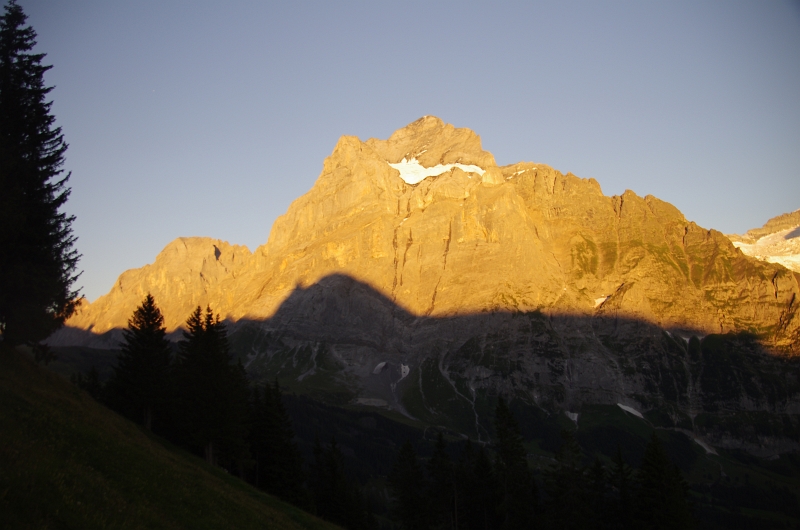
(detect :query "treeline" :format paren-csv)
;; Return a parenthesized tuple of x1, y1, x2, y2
(73, 294, 372, 526)
(91, 295, 253, 472)
(387, 398, 693, 530)
(75, 295, 693, 529)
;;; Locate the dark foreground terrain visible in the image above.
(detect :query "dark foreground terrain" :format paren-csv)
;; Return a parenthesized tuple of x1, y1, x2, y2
(0, 344, 340, 530)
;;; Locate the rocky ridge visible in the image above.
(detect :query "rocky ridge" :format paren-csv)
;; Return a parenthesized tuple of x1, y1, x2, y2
(58, 116, 800, 350)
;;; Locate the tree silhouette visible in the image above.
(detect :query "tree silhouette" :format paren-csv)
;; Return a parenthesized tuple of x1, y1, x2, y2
(310, 436, 368, 530)
(586, 457, 609, 530)
(493, 398, 537, 529)
(0, 0, 80, 347)
(106, 294, 172, 431)
(249, 380, 307, 507)
(388, 440, 428, 530)
(455, 439, 499, 530)
(608, 447, 635, 530)
(173, 306, 249, 468)
(426, 432, 454, 529)
(70, 365, 103, 401)
(635, 433, 693, 529)
(543, 430, 590, 529)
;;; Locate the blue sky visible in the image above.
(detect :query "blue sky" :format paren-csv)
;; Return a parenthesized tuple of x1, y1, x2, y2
(20, 0, 800, 301)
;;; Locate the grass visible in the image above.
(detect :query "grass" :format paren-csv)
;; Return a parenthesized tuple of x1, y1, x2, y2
(0, 344, 341, 530)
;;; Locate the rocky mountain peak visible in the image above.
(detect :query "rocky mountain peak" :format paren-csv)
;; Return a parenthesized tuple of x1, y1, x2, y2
(365, 115, 497, 169)
(53, 118, 800, 357)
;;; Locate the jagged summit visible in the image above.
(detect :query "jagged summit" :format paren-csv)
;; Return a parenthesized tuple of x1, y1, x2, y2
(366, 115, 496, 168)
(52, 117, 800, 355)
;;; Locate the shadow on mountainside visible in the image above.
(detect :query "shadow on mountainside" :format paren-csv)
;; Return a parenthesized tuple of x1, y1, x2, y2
(51, 273, 800, 455)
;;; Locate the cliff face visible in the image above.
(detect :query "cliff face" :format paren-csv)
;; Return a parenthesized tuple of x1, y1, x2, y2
(246, 116, 800, 347)
(55, 237, 252, 345)
(51, 117, 800, 453)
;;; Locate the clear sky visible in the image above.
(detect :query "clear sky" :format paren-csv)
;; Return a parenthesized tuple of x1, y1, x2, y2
(20, 0, 800, 302)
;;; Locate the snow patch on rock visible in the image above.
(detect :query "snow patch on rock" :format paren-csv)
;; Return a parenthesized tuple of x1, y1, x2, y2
(372, 361, 386, 374)
(617, 403, 644, 419)
(388, 157, 485, 185)
(356, 398, 388, 407)
(731, 225, 800, 273)
(399, 363, 410, 380)
(692, 437, 717, 455)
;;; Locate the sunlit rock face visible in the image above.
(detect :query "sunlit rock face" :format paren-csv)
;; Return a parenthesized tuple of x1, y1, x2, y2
(55, 116, 800, 353)
(728, 210, 800, 274)
(54, 237, 252, 343)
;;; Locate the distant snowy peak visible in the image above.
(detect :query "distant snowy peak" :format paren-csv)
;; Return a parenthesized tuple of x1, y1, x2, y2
(388, 157, 485, 185)
(728, 211, 800, 273)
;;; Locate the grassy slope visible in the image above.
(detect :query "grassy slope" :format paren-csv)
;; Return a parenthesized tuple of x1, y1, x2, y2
(0, 345, 340, 530)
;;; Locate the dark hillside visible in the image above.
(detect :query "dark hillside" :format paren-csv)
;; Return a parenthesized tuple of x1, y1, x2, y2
(0, 344, 340, 530)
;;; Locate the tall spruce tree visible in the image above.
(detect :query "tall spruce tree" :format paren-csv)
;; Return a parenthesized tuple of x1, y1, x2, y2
(70, 365, 103, 401)
(388, 440, 428, 530)
(543, 430, 590, 529)
(310, 436, 368, 530)
(634, 433, 693, 530)
(609, 447, 635, 530)
(426, 433, 454, 529)
(174, 306, 249, 468)
(106, 294, 172, 431)
(249, 380, 307, 507)
(494, 398, 537, 530)
(587, 457, 610, 530)
(455, 439, 499, 530)
(0, 0, 80, 347)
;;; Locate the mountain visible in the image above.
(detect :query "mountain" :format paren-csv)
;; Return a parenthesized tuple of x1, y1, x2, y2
(50, 116, 800, 455)
(55, 116, 800, 348)
(727, 210, 800, 273)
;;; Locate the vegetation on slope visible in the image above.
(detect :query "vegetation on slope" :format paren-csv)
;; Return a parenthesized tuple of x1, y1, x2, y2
(0, 344, 340, 530)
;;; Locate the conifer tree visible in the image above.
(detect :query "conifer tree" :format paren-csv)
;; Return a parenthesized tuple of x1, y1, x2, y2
(221, 358, 252, 474)
(310, 436, 368, 530)
(493, 398, 537, 530)
(0, 0, 80, 347)
(426, 432, 454, 529)
(106, 294, 172, 431)
(250, 384, 274, 486)
(455, 439, 500, 530)
(249, 380, 307, 506)
(388, 440, 428, 530)
(174, 306, 249, 468)
(634, 433, 693, 530)
(609, 447, 635, 530)
(70, 365, 103, 401)
(587, 457, 610, 530)
(543, 430, 590, 529)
